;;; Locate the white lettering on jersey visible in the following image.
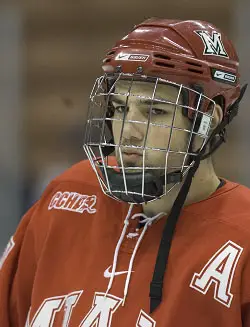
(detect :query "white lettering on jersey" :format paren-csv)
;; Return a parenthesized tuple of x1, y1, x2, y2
(190, 240, 243, 307)
(26, 295, 65, 326)
(80, 292, 122, 327)
(25, 291, 157, 326)
(195, 30, 229, 58)
(48, 191, 97, 214)
(25, 291, 83, 327)
(0, 236, 15, 270)
(136, 310, 156, 327)
(62, 291, 83, 327)
(25, 309, 31, 327)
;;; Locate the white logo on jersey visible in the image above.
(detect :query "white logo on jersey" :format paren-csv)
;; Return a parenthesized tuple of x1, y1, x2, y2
(136, 310, 156, 327)
(0, 236, 15, 270)
(103, 265, 134, 278)
(48, 191, 97, 214)
(25, 291, 83, 327)
(190, 240, 243, 308)
(195, 30, 229, 58)
(80, 292, 122, 326)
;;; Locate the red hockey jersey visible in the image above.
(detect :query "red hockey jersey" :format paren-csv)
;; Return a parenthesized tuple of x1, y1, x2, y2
(1, 159, 250, 326)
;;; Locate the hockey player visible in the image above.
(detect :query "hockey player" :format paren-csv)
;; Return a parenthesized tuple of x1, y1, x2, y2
(0, 18, 249, 326)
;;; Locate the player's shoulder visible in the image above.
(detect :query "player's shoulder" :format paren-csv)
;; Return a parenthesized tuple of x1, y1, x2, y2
(52, 159, 98, 187)
(227, 181, 250, 207)
(210, 178, 250, 208)
(40, 159, 100, 202)
(186, 179, 250, 232)
(217, 180, 250, 233)
(27, 160, 109, 258)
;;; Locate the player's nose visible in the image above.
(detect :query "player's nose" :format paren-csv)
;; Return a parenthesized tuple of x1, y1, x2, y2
(121, 104, 145, 141)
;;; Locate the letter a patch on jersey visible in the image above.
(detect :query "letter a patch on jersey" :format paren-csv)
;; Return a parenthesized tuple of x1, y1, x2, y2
(190, 240, 243, 308)
(195, 30, 229, 58)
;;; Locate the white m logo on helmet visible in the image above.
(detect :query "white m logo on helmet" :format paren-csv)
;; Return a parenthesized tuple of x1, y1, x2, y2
(195, 30, 229, 58)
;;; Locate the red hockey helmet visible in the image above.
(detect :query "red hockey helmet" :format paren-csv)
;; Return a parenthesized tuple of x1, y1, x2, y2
(102, 18, 240, 116)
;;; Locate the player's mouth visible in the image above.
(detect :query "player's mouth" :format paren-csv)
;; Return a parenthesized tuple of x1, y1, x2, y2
(122, 151, 143, 161)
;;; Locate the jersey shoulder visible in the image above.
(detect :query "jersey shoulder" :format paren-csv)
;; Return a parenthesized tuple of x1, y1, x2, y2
(185, 179, 250, 235)
(211, 181, 250, 234)
(39, 159, 101, 205)
(26, 160, 111, 264)
(224, 181, 250, 213)
(52, 159, 98, 188)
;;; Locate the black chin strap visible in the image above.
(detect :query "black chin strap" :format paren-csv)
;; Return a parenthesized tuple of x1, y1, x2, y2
(99, 166, 183, 204)
(149, 84, 248, 313)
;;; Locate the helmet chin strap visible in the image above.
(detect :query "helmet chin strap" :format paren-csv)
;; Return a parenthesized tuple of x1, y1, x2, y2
(100, 166, 183, 203)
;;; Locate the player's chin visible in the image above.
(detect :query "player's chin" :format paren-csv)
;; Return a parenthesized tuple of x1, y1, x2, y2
(116, 153, 141, 166)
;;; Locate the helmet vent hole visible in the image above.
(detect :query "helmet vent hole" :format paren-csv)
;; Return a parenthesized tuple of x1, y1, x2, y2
(155, 62, 175, 68)
(154, 54, 171, 60)
(187, 68, 203, 74)
(186, 61, 203, 67)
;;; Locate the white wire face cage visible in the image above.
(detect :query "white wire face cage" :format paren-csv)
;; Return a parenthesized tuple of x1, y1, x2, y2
(83, 73, 215, 204)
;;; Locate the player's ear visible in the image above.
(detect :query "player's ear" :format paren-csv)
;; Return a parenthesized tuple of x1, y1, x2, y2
(209, 103, 223, 130)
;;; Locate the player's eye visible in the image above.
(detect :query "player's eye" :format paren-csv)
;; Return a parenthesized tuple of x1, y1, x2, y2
(113, 104, 127, 114)
(149, 108, 167, 115)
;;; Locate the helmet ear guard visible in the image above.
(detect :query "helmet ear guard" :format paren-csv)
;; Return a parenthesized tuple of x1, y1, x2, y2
(181, 83, 243, 161)
(201, 83, 248, 160)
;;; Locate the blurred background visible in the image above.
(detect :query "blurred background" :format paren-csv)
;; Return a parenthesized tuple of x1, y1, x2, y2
(0, 0, 249, 251)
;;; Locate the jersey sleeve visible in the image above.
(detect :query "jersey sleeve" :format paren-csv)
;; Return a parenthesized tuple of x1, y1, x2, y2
(0, 202, 39, 326)
(241, 245, 250, 326)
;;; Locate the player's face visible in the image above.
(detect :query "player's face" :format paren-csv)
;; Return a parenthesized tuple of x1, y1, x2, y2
(111, 80, 191, 174)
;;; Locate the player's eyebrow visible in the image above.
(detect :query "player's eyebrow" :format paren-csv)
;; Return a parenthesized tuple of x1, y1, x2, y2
(139, 98, 176, 106)
(110, 94, 176, 106)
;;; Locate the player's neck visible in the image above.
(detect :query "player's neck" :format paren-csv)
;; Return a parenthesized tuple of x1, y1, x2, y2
(142, 158, 220, 217)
